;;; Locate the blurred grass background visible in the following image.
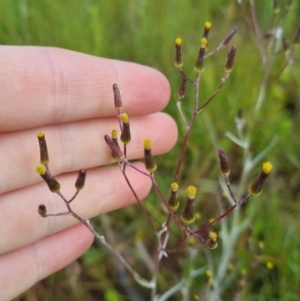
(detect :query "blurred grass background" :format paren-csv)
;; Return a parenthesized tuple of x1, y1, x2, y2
(1, 0, 300, 300)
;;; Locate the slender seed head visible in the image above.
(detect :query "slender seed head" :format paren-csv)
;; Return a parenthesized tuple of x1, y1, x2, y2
(104, 134, 124, 160)
(194, 38, 207, 73)
(178, 78, 187, 100)
(37, 132, 49, 165)
(111, 129, 120, 158)
(144, 139, 157, 172)
(225, 46, 237, 73)
(206, 231, 218, 249)
(38, 204, 47, 218)
(218, 149, 230, 176)
(113, 84, 122, 112)
(120, 113, 131, 144)
(36, 164, 61, 193)
(168, 182, 179, 211)
(180, 199, 195, 224)
(180, 186, 197, 224)
(174, 38, 183, 68)
(221, 27, 237, 47)
(75, 169, 86, 190)
(249, 162, 272, 196)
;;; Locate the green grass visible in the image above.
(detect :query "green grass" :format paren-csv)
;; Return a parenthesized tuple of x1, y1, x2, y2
(2, 0, 300, 300)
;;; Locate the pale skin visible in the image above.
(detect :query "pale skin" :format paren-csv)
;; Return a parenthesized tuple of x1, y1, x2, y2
(0, 46, 177, 301)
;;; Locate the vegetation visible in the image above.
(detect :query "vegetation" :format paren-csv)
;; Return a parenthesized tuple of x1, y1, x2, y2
(1, 0, 300, 300)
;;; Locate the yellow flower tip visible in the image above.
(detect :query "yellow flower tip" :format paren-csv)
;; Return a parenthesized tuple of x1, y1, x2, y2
(186, 185, 197, 198)
(36, 164, 47, 175)
(120, 113, 129, 123)
(175, 38, 182, 46)
(200, 38, 208, 48)
(209, 217, 215, 223)
(258, 241, 265, 250)
(37, 132, 45, 138)
(209, 231, 218, 241)
(188, 237, 196, 245)
(195, 212, 201, 220)
(241, 268, 248, 276)
(262, 162, 273, 174)
(206, 269, 212, 277)
(266, 262, 274, 269)
(205, 22, 212, 29)
(111, 129, 118, 138)
(143, 139, 152, 150)
(171, 182, 179, 191)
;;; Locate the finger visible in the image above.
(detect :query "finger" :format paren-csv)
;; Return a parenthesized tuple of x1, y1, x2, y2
(0, 163, 153, 254)
(0, 224, 94, 301)
(0, 112, 177, 194)
(0, 46, 170, 131)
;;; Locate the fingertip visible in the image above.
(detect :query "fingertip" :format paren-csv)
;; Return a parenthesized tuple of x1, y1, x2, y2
(0, 223, 94, 301)
(151, 112, 178, 154)
(163, 112, 178, 149)
(39, 223, 94, 279)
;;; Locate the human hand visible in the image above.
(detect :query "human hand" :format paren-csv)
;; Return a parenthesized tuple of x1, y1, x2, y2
(0, 46, 177, 301)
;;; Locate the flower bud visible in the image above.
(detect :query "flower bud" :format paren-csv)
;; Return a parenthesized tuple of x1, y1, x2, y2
(194, 38, 207, 73)
(178, 78, 187, 101)
(120, 113, 131, 144)
(168, 182, 179, 210)
(111, 129, 120, 158)
(203, 22, 212, 39)
(75, 169, 86, 190)
(37, 132, 49, 165)
(180, 186, 197, 224)
(38, 204, 47, 218)
(144, 139, 157, 172)
(218, 149, 230, 176)
(206, 231, 218, 249)
(174, 38, 183, 68)
(36, 164, 61, 193)
(221, 27, 237, 47)
(249, 162, 273, 196)
(225, 46, 237, 73)
(104, 134, 124, 160)
(113, 84, 122, 112)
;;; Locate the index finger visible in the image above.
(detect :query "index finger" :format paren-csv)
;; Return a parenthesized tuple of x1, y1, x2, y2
(0, 46, 171, 131)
